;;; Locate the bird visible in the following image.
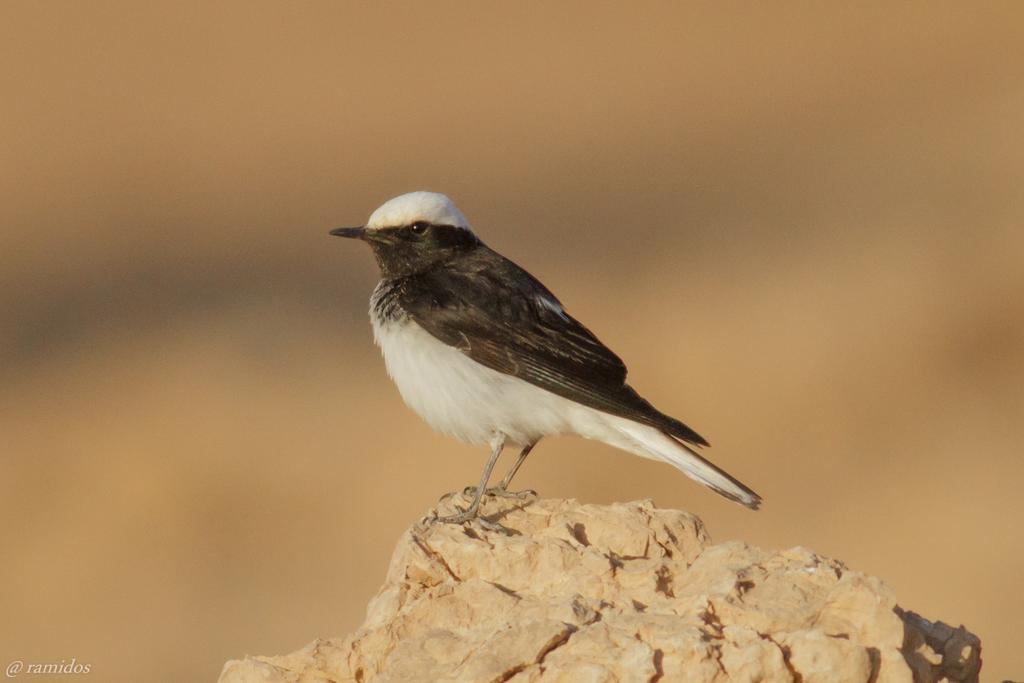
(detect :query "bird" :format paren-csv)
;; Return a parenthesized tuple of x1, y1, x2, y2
(330, 191, 761, 523)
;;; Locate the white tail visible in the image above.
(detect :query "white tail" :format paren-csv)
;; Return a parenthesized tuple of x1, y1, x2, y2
(606, 416, 762, 509)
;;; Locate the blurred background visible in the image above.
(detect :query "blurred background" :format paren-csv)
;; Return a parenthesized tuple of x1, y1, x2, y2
(2, 2, 1022, 680)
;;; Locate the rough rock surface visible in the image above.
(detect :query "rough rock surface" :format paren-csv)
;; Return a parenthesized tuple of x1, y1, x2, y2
(219, 496, 981, 683)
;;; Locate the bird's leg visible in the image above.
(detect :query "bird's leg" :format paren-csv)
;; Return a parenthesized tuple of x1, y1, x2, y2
(487, 442, 538, 499)
(437, 435, 505, 525)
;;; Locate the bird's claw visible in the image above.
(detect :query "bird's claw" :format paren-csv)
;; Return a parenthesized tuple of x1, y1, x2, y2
(489, 487, 537, 500)
(433, 506, 478, 525)
(431, 507, 513, 534)
(461, 485, 537, 500)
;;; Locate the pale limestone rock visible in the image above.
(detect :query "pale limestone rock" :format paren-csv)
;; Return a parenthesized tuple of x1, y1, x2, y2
(218, 496, 981, 683)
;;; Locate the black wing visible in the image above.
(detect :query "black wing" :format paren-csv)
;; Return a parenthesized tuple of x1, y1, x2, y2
(397, 249, 709, 447)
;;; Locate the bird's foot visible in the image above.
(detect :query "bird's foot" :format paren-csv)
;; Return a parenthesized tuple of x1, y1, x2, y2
(434, 509, 477, 528)
(433, 507, 512, 534)
(432, 489, 529, 534)
(462, 485, 538, 500)
(487, 487, 537, 500)
(434, 507, 479, 525)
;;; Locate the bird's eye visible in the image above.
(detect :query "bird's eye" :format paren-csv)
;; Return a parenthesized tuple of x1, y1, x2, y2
(410, 221, 429, 235)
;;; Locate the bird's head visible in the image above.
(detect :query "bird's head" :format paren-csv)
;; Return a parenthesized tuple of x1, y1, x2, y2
(331, 192, 481, 278)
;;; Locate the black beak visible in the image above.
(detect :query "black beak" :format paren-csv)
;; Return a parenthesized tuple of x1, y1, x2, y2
(329, 226, 366, 239)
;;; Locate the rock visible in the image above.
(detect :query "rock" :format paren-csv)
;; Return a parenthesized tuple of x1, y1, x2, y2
(218, 496, 982, 683)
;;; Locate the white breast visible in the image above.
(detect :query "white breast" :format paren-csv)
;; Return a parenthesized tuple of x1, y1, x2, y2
(371, 311, 597, 447)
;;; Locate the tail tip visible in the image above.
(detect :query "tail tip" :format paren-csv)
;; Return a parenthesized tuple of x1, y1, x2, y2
(719, 487, 762, 511)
